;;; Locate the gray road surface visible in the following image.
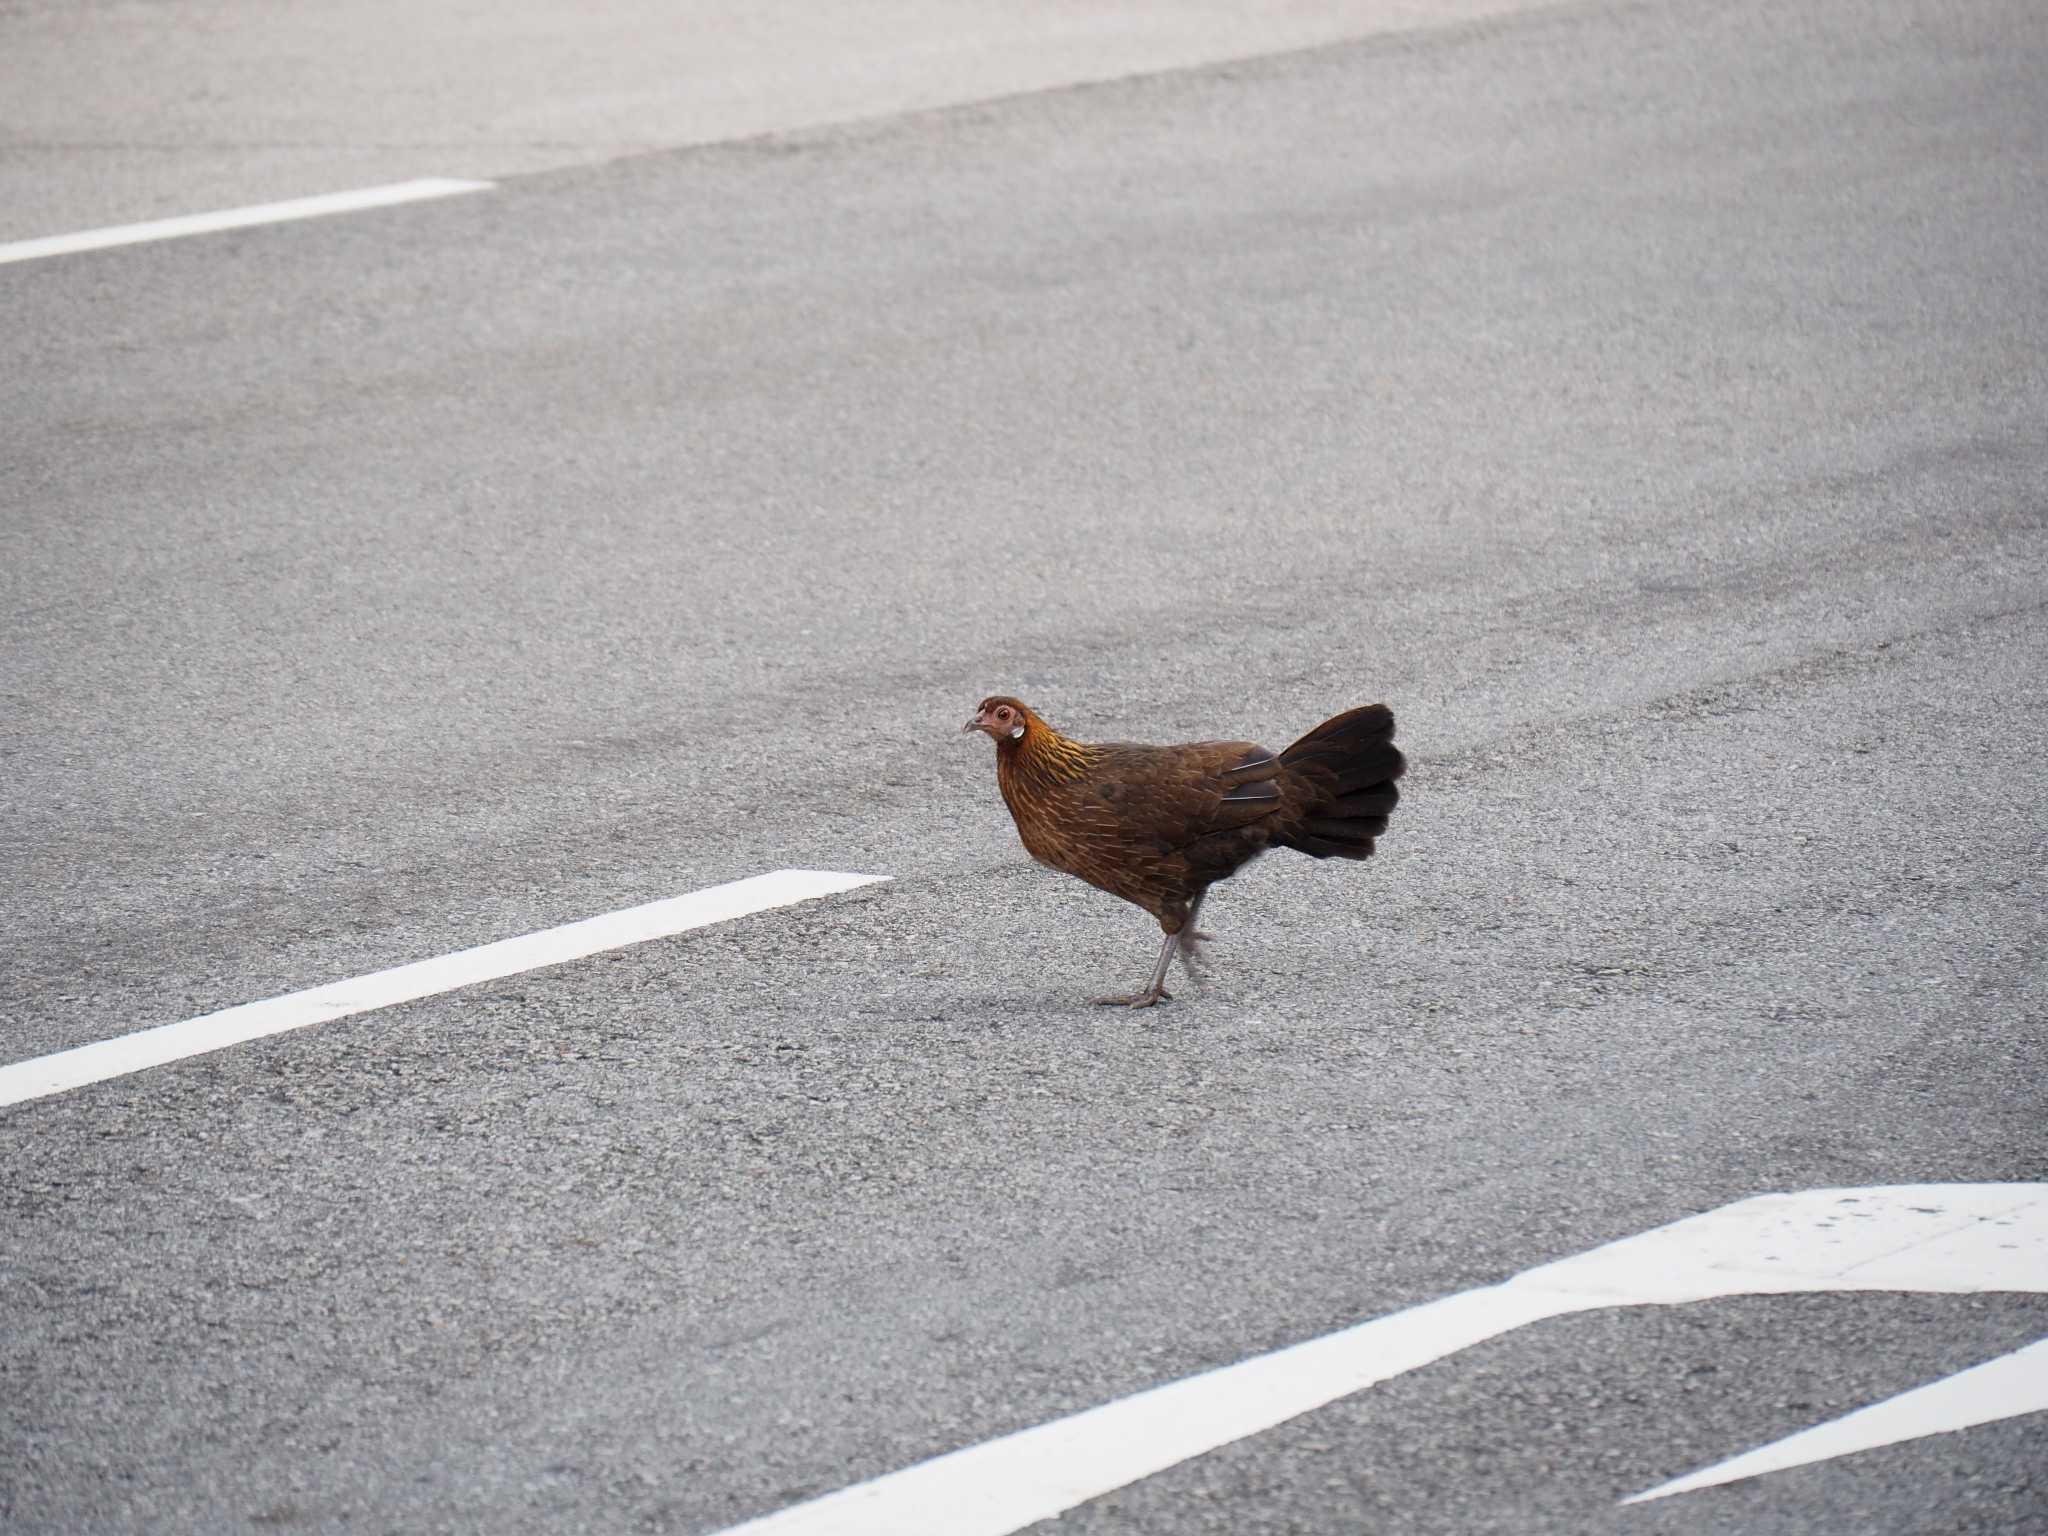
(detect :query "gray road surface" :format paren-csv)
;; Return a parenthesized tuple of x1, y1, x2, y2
(3, 0, 2045, 1531)
(0, 0, 1561, 241)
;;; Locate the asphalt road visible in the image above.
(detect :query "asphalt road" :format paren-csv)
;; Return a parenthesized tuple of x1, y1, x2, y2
(0, 0, 1556, 241)
(3, 0, 2045, 1532)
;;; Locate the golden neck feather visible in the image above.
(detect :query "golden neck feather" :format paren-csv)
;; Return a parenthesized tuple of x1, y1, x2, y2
(999, 718, 1099, 789)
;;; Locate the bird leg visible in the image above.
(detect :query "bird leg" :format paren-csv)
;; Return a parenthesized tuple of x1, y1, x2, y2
(1092, 930, 1178, 1009)
(1093, 894, 1211, 1009)
(1174, 892, 1213, 979)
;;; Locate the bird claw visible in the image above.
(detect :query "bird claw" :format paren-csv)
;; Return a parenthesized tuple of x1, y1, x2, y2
(1092, 989, 1171, 1009)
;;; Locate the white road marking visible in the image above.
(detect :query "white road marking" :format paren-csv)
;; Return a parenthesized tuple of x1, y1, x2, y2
(1625, 1337, 2048, 1504)
(709, 1184, 2048, 1536)
(0, 868, 887, 1108)
(0, 178, 493, 265)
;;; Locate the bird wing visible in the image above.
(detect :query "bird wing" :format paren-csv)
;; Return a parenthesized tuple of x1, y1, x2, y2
(1082, 739, 1285, 848)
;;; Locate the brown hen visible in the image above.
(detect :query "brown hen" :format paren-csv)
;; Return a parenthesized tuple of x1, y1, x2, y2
(966, 695, 1405, 1007)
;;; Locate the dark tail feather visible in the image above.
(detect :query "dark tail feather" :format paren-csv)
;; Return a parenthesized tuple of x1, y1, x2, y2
(1276, 703, 1405, 861)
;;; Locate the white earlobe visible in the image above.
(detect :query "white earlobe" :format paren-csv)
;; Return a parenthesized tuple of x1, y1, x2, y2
(1009, 724, 1025, 739)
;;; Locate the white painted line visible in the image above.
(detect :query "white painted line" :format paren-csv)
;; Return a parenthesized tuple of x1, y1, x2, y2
(719, 1285, 1576, 1536)
(0, 178, 494, 265)
(709, 1185, 2048, 1536)
(1625, 1336, 2048, 1503)
(0, 869, 887, 1108)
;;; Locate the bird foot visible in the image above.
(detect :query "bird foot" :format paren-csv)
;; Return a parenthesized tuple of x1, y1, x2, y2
(1092, 988, 1171, 1009)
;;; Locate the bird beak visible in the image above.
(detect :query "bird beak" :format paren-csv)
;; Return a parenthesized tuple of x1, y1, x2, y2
(963, 714, 985, 735)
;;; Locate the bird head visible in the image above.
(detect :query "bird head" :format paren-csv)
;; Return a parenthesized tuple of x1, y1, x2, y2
(965, 696, 1032, 743)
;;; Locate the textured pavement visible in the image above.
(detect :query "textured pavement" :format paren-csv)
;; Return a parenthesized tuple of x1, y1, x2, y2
(3, 0, 2045, 1530)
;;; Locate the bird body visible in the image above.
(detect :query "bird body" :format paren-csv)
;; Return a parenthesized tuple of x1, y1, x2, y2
(967, 696, 1404, 1006)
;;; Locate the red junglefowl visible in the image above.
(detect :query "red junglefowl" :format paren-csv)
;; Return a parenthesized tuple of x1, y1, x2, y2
(965, 695, 1405, 1008)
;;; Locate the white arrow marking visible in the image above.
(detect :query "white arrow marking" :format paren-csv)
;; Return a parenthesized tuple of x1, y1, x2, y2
(709, 1185, 2048, 1536)
(1624, 1336, 2048, 1503)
